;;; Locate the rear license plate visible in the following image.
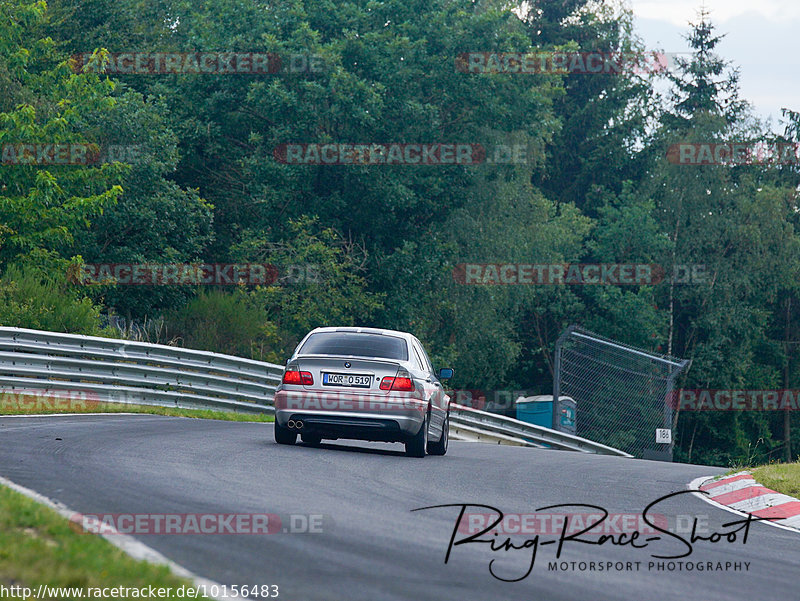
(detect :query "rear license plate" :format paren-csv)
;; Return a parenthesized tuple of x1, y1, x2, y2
(322, 373, 372, 387)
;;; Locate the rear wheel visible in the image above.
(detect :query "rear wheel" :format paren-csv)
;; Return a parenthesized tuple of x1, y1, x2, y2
(301, 433, 322, 446)
(405, 412, 428, 458)
(427, 413, 448, 456)
(274, 422, 297, 445)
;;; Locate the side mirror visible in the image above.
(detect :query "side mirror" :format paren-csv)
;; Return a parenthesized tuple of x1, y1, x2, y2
(438, 367, 454, 380)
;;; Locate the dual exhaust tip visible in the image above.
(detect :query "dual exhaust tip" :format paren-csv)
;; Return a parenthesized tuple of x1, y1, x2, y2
(287, 419, 304, 430)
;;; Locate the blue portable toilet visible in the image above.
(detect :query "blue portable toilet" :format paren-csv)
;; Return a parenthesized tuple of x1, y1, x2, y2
(515, 395, 554, 428)
(516, 395, 576, 433)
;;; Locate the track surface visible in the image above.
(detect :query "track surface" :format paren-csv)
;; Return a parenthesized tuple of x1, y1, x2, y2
(0, 415, 797, 601)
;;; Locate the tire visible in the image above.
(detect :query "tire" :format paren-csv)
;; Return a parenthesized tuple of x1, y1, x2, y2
(274, 421, 297, 445)
(301, 433, 322, 446)
(405, 412, 428, 458)
(427, 412, 448, 456)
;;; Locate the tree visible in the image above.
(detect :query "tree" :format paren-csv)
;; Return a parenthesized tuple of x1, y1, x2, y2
(648, 12, 800, 465)
(0, 1, 123, 273)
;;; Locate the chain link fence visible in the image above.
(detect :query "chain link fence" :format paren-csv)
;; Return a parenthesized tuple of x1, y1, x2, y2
(553, 325, 690, 459)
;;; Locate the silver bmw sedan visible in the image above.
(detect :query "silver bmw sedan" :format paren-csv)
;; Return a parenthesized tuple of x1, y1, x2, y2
(273, 327, 453, 457)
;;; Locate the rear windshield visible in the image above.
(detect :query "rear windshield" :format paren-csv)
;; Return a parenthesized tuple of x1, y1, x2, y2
(298, 332, 409, 361)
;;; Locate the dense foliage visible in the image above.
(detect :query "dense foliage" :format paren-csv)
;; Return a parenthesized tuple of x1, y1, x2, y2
(1, 0, 798, 466)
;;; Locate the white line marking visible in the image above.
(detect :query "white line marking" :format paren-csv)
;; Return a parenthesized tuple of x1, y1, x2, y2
(0, 413, 144, 418)
(698, 471, 751, 489)
(0, 474, 236, 600)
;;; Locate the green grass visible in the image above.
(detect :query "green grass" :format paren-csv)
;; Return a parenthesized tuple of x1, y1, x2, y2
(0, 484, 207, 599)
(0, 396, 274, 422)
(0, 398, 270, 596)
(750, 462, 800, 498)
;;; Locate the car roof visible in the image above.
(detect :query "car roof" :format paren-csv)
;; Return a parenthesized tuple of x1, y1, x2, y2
(305, 326, 415, 341)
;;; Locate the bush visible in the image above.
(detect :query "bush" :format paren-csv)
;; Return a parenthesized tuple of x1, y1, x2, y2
(163, 289, 280, 362)
(0, 265, 108, 335)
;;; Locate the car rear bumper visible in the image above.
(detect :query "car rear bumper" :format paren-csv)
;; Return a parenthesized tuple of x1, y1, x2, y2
(274, 389, 426, 440)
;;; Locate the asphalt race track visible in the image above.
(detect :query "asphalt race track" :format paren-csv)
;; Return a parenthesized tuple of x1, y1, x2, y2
(1, 414, 797, 601)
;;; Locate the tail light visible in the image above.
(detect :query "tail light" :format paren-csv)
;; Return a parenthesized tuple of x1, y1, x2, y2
(380, 372, 415, 392)
(283, 369, 314, 385)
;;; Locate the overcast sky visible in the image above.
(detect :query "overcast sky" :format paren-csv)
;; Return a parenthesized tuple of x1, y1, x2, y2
(627, 0, 799, 131)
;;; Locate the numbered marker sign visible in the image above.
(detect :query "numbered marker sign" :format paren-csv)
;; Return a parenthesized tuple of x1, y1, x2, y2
(656, 428, 672, 444)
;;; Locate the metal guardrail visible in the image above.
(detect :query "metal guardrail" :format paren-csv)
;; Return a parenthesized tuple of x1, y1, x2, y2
(448, 420, 547, 448)
(0, 327, 631, 456)
(449, 404, 633, 456)
(0, 327, 281, 414)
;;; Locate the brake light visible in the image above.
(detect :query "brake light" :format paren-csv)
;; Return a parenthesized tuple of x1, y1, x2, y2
(379, 375, 415, 391)
(283, 370, 314, 385)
